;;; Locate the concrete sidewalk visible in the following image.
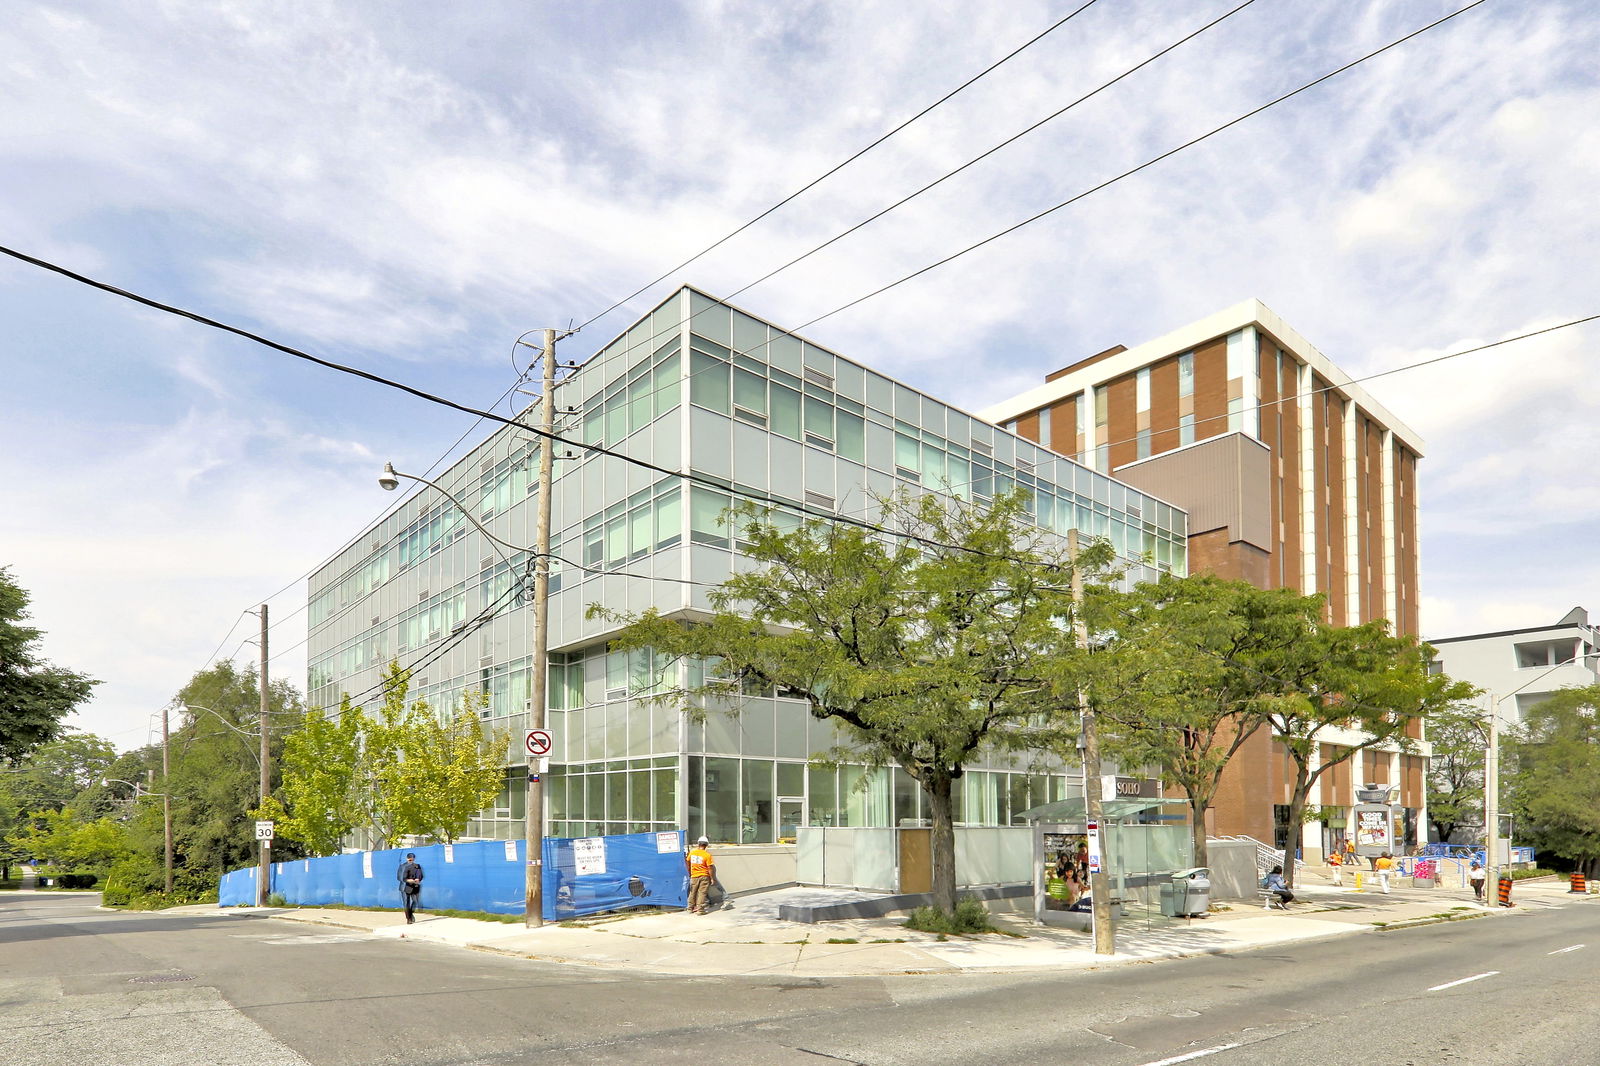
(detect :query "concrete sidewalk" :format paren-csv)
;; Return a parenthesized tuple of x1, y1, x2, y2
(176, 874, 1598, 977)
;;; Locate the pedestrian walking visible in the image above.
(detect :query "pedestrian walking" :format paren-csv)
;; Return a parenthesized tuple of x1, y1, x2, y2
(686, 835, 716, 914)
(397, 852, 424, 924)
(1469, 860, 1487, 901)
(1375, 851, 1395, 894)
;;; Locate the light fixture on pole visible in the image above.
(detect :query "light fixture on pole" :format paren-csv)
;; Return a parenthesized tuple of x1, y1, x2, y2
(103, 776, 169, 893)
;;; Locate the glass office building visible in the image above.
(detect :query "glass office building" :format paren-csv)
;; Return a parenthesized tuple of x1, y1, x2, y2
(306, 288, 1188, 844)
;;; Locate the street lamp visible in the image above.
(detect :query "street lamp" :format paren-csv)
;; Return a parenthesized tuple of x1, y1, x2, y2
(379, 325, 559, 930)
(1482, 649, 1600, 901)
(103, 773, 171, 894)
(102, 776, 163, 797)
(179, 702, 269, 900)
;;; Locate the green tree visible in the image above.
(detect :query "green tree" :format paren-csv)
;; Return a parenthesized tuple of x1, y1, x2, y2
(257, 697, 363, 856)
(0, 567, 98, 763)
(114, 662, 305, 898)
(10, 807, 132, 875)
(1505, 685, 1600, 879)
(597, 492, 1110, 917)
(270, 666, 510, 851)
(0, 731, 119, 879)
(1085, 574, 1325, 870)
(1259, 622, 1473, 888)
(364, 662, 415, 850)
(1424, 701, 1488, 844)
(398, 690, 511, 844)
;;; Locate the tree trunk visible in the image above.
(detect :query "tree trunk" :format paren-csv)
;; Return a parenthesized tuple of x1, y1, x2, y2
(1282, 774, 1312, 890)
(926, 772, 957, 916)
(1189, 794, 1210, 872)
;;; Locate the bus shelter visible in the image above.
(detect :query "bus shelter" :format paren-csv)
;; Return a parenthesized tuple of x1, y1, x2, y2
(1021, 797, 1194, 931)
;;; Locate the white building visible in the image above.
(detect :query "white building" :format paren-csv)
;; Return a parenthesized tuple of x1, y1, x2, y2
(1427, 607, 1600, 724)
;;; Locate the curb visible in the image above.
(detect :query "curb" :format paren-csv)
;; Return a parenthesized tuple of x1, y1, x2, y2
(1369, 911, 1487, 933)
(248, 888, 1578, 978)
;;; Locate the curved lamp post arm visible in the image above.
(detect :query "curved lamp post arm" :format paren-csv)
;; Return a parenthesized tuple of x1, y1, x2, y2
(101, 776, 166, 798)
(379, 463, 534, 568)
(179, 704, 263, 766)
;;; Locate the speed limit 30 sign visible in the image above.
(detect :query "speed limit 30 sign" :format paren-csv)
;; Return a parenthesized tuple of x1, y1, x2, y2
(524, 729, 553, 758)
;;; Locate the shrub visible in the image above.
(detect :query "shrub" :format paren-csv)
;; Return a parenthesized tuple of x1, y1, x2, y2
(903, 896, 994, 935)
(58, 873, 99, 889)
(267, 893, 288, 907)
(100, 881, 132, 906)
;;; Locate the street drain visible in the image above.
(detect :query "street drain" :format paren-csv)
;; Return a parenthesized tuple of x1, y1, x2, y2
(130, 974, 196, 983)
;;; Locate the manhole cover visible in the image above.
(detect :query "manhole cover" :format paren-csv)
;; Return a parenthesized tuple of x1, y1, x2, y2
(130, 974, 195, 984)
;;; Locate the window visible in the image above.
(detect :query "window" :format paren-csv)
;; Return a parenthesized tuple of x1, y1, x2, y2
(732, 367, 766, 424)
(690, 348, 729, 413)
(1179, 413, 1195, 446)
(1177, 352, 1194, 397)
(690, 486, 730, 546)
(1037, 409, 1052, 450)
(803, 395, 833, 447)
(1136, 367, 1151, 411)
(770, 384, 801, 440)
(1136, 428, 1151, 460)
(836, 410, 864, 462)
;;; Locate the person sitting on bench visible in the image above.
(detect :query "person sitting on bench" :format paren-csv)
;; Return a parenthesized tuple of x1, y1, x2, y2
(1267, 857, 1292, 902)
(1263, 865, 1295, 906)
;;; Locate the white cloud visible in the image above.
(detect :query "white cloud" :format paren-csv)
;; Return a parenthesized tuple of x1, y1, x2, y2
(2, 0, 1597, 745)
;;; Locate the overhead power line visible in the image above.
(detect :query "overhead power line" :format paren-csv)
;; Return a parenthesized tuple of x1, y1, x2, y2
(2, 243, 1592, 576)
(497, 0, 1490, 407)
(0, 243, 1048, 558)
(715, 0, 1262, 310)
(791, 0, 1491, 333)
(1065, 314, 1600, 462)
(575, 0, 1104, 332)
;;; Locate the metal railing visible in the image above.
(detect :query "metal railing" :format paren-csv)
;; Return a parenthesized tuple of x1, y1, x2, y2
(1214, 834, 1286, 875)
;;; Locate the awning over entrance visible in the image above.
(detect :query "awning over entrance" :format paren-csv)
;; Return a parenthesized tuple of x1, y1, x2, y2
(1017, 797, 1190, 822)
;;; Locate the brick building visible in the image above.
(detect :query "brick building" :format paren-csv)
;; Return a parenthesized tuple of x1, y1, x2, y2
(982, 299, 1428, 856)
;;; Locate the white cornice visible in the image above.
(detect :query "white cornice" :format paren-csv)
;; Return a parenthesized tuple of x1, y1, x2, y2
(981, 299, 1425, 455)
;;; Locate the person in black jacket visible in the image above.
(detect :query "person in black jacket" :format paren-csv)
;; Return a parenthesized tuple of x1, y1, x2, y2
(397, 853, 424, 924)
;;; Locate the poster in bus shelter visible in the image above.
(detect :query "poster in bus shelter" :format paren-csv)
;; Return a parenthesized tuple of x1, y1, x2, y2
(1353, 805, 1392, 855)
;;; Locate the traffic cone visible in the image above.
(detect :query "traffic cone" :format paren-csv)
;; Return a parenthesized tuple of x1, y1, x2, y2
(1571, 871, 1587, 893)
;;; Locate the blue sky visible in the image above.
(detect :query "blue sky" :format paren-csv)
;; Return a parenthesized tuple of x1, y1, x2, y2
(2, 0, 1596, 751)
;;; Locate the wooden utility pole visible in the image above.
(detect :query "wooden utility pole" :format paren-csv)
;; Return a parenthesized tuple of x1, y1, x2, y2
(258, 603, 270, 906)
(162, 705, 173, 895)
(1069, 529, 1114, 955)
(525, 328, 556, 928)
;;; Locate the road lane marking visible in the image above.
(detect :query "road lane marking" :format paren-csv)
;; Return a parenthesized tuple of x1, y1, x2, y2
(1548, 944, 1586, 955)
(1137, 1044, 1243, 1066)
(1428, 971, 1500, 991)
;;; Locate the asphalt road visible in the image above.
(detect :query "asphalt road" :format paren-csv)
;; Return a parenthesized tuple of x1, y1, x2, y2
(3, 891, 1595, 1066)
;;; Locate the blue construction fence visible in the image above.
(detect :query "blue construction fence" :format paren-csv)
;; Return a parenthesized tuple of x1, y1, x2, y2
(218, 830, 689, 920)
(1415, 842, 1536, 865)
